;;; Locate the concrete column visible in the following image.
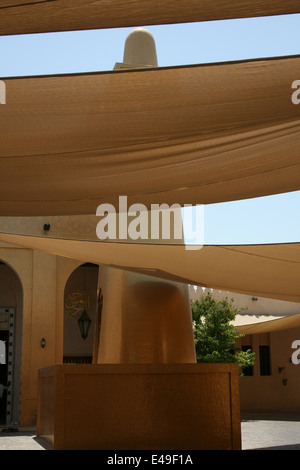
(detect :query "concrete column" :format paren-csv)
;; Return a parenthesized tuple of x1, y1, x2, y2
(97, 267, 196, 364)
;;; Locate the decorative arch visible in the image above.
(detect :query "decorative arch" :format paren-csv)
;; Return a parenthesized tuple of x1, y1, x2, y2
(63, 263, 99, 363)
(0, 257, 24, 425)
(0, 257, 24, 294)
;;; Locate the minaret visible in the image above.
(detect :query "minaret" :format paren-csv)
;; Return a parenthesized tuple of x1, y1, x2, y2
(114, 27, 158, 70)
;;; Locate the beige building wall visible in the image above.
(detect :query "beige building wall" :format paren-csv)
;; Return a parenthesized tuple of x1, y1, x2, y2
(239, 328, 300, 411)
(0, 241, 97, 425)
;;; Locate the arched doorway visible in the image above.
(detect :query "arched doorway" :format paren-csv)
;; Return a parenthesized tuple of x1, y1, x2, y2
(63, 263, 99, 364)
(0, 260, 23, 425)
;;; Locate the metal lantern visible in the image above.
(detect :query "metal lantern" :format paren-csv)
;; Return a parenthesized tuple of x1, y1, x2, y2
(77, 310, 91, 340)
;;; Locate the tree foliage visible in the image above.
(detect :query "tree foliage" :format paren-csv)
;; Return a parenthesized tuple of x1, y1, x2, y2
(191, 292, 255, 377)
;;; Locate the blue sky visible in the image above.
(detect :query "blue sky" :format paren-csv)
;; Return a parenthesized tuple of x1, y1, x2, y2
(1, 14, 300, 245)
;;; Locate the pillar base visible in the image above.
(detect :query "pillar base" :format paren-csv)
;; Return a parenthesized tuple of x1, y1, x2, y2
(37, 363, 241, 450)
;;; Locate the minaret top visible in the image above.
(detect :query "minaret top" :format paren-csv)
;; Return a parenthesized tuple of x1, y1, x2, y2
(114, 28, 158, 70)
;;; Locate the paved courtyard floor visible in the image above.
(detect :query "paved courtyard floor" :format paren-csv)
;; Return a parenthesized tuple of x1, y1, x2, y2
(1, 411, 300, 450)
(241, 410, 300, 450)
(0, 427, 50, 450)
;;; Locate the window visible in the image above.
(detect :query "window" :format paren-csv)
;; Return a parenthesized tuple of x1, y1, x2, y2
(259, 345, 271, 376)
(242, 345, 254, 376)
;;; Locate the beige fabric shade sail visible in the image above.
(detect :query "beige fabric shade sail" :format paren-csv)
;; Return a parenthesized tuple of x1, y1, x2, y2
(0, 214, 299, 303)
(238, 312, 300, 334)
(1, 55, 300, 305)
(1, 55, 300, 216)
(1, 1, 300, 36)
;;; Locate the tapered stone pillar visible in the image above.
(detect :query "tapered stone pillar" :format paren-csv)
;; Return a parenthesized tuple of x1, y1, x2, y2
(96, 267, 196, 364)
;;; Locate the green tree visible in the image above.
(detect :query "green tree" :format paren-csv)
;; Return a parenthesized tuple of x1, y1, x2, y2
(191, 292, 255, 377)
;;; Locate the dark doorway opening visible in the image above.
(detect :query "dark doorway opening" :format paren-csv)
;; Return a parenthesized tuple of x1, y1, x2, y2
(0, 330, 9, 424)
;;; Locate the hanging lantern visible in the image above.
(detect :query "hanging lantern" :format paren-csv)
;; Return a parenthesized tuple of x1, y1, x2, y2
(77, 310, 92, 340)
